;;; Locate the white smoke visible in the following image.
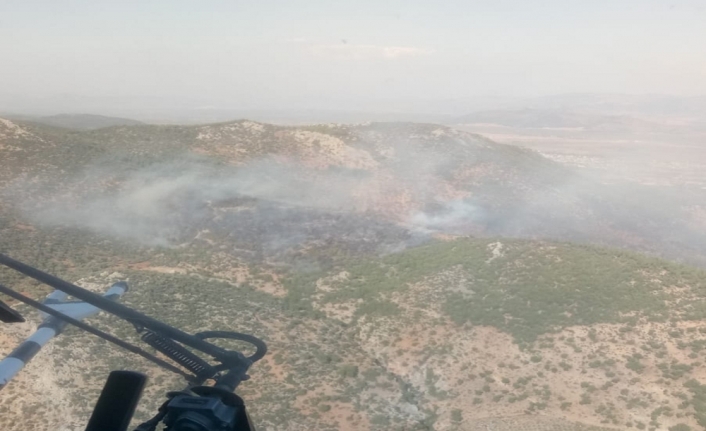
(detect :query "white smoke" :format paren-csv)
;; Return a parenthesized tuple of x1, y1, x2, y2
(8, 156, 380, 246)
(408, 200, 486, 232)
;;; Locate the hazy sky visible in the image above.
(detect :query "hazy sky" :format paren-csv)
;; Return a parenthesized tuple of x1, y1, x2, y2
(1, 0, 705, 111)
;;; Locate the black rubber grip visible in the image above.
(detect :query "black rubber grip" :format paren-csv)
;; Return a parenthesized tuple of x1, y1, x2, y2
(85, 371, 147, 431)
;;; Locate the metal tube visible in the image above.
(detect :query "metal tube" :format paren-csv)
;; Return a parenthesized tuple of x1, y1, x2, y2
(0, 283, 191, 381)
(0, 253, 230, 359)
(0, 282, 128, 390)
(0, 327, 56, 388)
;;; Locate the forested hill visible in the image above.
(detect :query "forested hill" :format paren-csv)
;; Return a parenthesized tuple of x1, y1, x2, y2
(2, 117, 706, 431)
(1, 117, 705, 266)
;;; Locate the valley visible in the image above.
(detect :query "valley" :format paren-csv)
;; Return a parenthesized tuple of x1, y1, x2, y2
(454, 110, 706, 189)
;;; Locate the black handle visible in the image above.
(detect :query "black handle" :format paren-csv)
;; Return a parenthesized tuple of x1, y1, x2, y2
(85, 371, 147, 431)
(195, 331, 267, 362)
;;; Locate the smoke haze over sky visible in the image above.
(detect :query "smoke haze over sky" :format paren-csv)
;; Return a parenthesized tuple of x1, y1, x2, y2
(1, 0, 705, 113)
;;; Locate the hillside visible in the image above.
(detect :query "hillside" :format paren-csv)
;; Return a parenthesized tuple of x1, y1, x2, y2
(2, 231, 706, 431)
(2, 117, 705, 265)
(2, 117, 706, 431)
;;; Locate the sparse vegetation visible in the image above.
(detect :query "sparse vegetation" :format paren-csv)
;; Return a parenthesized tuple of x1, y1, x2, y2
(2, 118, 706, 431)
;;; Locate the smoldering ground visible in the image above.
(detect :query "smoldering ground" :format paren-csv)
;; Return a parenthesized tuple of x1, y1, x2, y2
(3, 156, 422, 256)
(4, 141, 706, 266)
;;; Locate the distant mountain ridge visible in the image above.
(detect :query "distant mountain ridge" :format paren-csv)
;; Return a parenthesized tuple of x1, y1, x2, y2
(454, 108, 665, 132)
(14, 113, 144, 130)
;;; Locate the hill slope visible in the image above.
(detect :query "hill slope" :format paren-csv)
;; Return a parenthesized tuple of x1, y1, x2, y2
(1, 231, 706, 431)
(1, 117, 705, 265)
(2, 117, 706, 431)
